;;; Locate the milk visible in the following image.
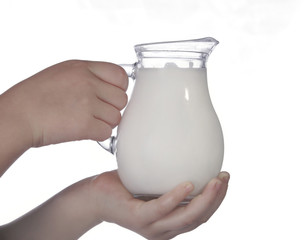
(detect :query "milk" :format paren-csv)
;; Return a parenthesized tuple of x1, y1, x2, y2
(116, 67, 224, 197)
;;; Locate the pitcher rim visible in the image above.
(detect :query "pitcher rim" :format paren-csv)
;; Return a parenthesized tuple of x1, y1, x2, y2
(134, 37, 219, 55)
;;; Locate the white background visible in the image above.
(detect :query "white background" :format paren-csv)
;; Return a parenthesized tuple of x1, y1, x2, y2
(1, 0, 304, 239)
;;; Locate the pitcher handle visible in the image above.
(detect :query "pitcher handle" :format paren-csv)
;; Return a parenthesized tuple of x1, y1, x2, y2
(97, 135, 117, 154)
(97, 63, 136, 154)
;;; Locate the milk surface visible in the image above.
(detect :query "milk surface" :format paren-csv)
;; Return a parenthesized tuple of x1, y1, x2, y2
(116, 67, 224, 197)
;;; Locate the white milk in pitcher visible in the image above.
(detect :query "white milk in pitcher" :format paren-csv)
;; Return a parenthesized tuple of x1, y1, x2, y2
(116, 67, 224, 197)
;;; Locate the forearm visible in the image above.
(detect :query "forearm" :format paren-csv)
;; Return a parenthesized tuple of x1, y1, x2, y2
(0, 176, 101, 240)
(0, 91, 33, 176)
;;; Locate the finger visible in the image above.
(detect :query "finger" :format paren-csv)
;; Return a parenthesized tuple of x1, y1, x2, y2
(151, 174, 229, 234)
(95, 79, 128, 110)
(87, 61, 128, 91)
(84, 117, 112, 141)
(92, 99, 121, 128)
(162, 178, 229, 239)
(199, 172, 229, 222)
(180, 177, 228, 225)
(137, 182, 194, 224)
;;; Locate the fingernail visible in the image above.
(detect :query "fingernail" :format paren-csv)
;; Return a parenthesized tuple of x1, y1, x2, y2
(184, 182, 194, 192)
(218, 171, 230, 183)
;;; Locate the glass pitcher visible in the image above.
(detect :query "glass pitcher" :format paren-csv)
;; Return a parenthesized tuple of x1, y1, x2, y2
(99, 37, 224, 202)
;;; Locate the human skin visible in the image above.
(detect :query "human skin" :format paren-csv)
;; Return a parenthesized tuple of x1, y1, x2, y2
(0, 60, 229, 239)
(0, 170, 229, 240)
(0, 60, 128, 176)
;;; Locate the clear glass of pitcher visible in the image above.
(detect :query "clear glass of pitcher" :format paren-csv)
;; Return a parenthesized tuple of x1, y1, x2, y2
(99, 37, 224, 203)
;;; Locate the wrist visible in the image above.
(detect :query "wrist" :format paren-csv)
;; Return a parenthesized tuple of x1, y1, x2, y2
(47, 177, 102, 238)
(0, 87, 34, 143)
(0, 177, 102, 239)
(0, 93, 34, 175)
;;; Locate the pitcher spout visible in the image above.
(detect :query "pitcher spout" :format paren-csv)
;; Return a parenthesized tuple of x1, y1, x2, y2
(192, 37, 219, 55)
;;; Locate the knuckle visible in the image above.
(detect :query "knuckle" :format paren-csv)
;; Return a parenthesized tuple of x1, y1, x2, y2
(156, 197, 174, 216)
(64, 59, 87, 68)
(81, 80, 95, 94)
(79, 94, 91, 107)
(62, 60, 88, 73)
(200, 215, 211, 224)
(179, 218, 197, 230)
(128, 205, 147, 229)
(77, 95, 93, 113)
(60, 60, 94, 89)
(179, 222, 200, 235)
